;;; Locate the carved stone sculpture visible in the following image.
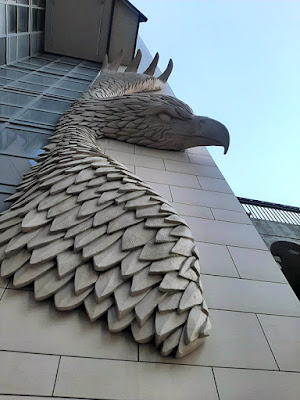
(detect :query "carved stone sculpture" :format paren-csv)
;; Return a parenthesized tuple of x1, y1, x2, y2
(0, 50, 229, 358)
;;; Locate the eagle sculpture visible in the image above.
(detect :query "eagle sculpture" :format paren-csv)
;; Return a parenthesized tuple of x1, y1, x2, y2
(0, 50, 229, 358)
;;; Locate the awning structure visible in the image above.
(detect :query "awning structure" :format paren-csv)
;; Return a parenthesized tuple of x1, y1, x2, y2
(44, 0, 147, 64)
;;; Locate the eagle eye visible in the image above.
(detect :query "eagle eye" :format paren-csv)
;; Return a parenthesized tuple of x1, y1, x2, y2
(158, 113, 172, 122)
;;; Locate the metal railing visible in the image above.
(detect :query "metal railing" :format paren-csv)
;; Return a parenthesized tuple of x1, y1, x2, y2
(238, 197, 300, 225)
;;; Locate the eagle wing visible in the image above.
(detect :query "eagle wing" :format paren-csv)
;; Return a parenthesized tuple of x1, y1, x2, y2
(0, 141, 210, 358)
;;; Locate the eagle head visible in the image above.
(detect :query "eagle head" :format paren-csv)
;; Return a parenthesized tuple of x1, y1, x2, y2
(76, 50, 230, 153)
(97, 93, 230, 153)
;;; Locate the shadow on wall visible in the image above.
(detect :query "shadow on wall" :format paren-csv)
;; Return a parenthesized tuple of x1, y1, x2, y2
(271, 241, 300, 300)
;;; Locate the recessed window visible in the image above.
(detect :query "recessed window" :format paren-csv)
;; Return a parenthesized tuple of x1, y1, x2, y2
(0, 127, 48, 158)
(0, 154, 33, 186)
(37, 9, 45, 31)
(0, 77, 13, 86)
(8, 5, 17, 34)
(0, 68, 28, 80)
(0, 39, 6, 66)
(0, 4, 6, 37)
(17, 6, 29, 33)
(8, 80, 48, 93)
(18, 109, 61, 126)
(32, 0, 45, 7)
(21, 73, 59, 86)
(17, 34, 29, 59)
(0, 104, 22, 118)
(0, 91, 35, 106)
(57, 78, 89, 92)
(32, 97, 72, 114)
(8, 36, 17, 63)
(49, 87, 82, 99)
(32, 8, 38, 31)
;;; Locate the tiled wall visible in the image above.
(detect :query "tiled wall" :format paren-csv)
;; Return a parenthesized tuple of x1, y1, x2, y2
(0, 53, 299, 399)
(0, 0, 46, 65)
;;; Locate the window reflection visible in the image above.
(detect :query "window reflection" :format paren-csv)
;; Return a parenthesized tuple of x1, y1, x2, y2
(18, 35, 30, 59)
(32, 8, 38, 31)
(17, 6, 29, 33)
(0, 4, 6, 37)
(0, 91, 35, 106)
(0, 40, 6, 66)
(8, 5, 17, 34)
(18, 109, 61, 126)
(8, 36, 17, 63)
(0, 104, 21, 119)
(0, 127, 48, 158)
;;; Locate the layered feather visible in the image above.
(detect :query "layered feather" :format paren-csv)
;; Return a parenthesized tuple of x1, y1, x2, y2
(0, 51, 211, 358)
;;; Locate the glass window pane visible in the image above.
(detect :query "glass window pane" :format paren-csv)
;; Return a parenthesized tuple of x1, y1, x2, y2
(18, 1, 30, 5)
(13, 61, 38, 71)
(32, 8, 38, 31)
(68, 72, 94, 82)
(0, 127, 48, 158)
(32, 98, 72, 113)
(0, 104, 22, 118)
(38, 53, 60, 61)
(37, 9, 45, 31)
(18, 109, 61, 126)
(74, 66, 99, 77)
(49, 88, 82, 99)
(0, 39, 6, 65)
(0, 77, 13, 86)
(30, 32, 37, 55)
(60, 56, 82, 65)
(8, 36, 17, 63)
(49, 62, 74, 72)
(40, 67, 65, 76)
(36, 32, 44, 53)
(8, 80, 48, 93)
(21, 58, 48, 67)
(32, 0, 46, 8)
(27, 57, 49, 66)
(81, 60, 101, 70)
(0, 68, 28, 80)
(21, 73, 59, 85)
(0, 91, 35, 106)
(8, 5, 17, 34)
(57, 78, 89, 92)
(0, 4, 6, 37)
(0, 185, 16, 195)
(17, 34, 29, 59)
(0, 193, 11, 213)
(17, 6, 29, 33)
(0, 154, 33, 186)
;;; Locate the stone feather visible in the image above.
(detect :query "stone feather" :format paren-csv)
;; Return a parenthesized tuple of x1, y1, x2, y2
(0, 50, 215, 358)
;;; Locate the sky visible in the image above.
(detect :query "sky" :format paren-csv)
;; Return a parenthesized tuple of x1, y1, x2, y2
(131, 0, 300, 207)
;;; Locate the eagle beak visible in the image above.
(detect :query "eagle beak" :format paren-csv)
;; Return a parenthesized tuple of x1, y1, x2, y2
(194, 116, 230, 154)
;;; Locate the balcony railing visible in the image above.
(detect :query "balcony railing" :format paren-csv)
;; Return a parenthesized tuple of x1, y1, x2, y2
(238, 198, 300, 225)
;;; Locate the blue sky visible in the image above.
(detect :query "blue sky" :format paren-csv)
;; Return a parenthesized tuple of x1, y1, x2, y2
(131, 0, 300, 206)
